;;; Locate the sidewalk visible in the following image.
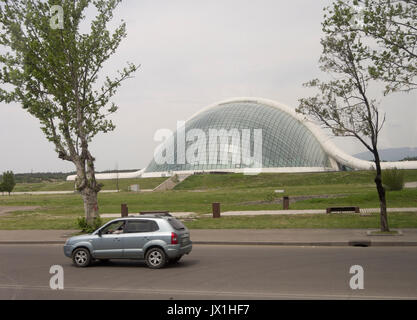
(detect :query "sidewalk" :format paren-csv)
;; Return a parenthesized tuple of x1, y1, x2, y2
(1, 228, 417, 246)
(0, 190, 120, 196)
(205, 207, 417, 216)
(100, 207, 417, 219)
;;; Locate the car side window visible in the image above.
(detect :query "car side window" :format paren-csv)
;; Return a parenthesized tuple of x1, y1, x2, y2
(101, 221, 125, 234)
(125, 220, 159, 233)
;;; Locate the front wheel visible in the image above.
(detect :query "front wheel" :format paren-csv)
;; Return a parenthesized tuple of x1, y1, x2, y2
(72, 248, 92, 267)
(145, 248, 167, 269)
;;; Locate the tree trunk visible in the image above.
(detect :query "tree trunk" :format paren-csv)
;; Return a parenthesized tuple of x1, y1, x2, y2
(373, 152, 389, 232)
(74, 154, 102, 226)
(81, 187, 99, 225)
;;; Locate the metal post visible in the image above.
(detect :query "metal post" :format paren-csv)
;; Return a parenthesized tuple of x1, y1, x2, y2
(212, 202, 221, 218)
(121, 204, 128, 217)
(283, 196, 289, 210)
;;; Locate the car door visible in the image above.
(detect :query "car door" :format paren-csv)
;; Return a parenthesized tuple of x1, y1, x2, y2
(123, 219, 159, 259)
(92, 220, 125, 259)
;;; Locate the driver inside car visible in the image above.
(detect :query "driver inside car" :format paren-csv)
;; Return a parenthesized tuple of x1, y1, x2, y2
(105, 221, 125, 234)
(112, 222, 125, 234)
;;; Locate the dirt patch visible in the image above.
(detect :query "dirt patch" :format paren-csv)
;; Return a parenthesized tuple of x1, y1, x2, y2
(238, 194, 348, 206)
(0, 206, 41, 216)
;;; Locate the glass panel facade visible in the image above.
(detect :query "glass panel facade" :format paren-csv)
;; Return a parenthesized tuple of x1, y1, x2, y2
(145, 101, 331, 172)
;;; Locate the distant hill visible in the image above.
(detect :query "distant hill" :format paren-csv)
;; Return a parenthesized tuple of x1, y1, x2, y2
(10, 169, 141, 183)
(354, 147, 417, 161)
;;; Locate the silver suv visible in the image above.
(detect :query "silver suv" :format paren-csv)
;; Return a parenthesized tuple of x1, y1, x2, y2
(63, 215, 192, 269)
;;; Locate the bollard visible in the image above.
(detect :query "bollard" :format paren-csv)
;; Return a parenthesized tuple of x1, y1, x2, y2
(212, 202, 221, 218)
(121, 204, 128, 217)
(283, 196, 289, 210)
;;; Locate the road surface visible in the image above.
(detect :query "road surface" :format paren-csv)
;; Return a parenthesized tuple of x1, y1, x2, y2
(0, 244, 416, 299)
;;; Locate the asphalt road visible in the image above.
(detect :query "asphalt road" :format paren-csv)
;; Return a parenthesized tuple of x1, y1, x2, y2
(0, 244, 416, 300)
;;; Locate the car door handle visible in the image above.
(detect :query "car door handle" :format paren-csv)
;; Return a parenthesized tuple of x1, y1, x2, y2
(114, 238, 121, 241)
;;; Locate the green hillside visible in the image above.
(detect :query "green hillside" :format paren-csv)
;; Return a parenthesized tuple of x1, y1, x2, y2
(175, 170, 417, 190)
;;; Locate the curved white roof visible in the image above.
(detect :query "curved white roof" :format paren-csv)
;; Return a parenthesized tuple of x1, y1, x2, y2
(66, 97, 417, 181)
(208, 97, 417, 171)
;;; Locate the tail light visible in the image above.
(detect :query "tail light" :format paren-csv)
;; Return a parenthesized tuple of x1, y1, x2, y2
(171, 232, 179, 244)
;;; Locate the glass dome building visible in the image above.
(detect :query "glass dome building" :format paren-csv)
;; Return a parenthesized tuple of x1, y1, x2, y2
(144, 98, 341, 176)
(66, 97, 417, 181)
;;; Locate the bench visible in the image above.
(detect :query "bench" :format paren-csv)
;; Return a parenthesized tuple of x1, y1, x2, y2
(326, 206, 360, 214)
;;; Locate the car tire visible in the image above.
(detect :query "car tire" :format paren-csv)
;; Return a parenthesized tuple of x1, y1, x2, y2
(145, 247, 167, 269)
(170, 255, 183, 264)
(72, 248, 92, 267)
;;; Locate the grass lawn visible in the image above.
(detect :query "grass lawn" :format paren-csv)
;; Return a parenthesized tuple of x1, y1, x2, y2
(185, 212, 417, 229)
(175, 170, 417, 190)
(1, 184, 416, 214)
(1, 170, 416, 230)
(0, 211, 416, 230)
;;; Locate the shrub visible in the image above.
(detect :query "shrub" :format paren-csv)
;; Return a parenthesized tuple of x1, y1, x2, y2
(1, 171, 16, 195)
(265, 191, 277, 202)
(382, 168, 405, 191)
(77, 216, 103, 233)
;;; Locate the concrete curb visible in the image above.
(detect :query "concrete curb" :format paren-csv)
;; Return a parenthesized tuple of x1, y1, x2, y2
(0, 241, 66, 245)
(1, 240, 417, 246)
(193, 241, 417, 247)
(193, 241, 350, 246)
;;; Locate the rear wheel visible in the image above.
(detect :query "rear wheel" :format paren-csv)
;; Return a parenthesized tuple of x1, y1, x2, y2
(145, 248, 167, 269)
(72, 248, 91, 267)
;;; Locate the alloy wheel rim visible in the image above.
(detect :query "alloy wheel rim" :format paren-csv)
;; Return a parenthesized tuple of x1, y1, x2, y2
(75, 250, 88, 265)
(149, 251, 162, 266)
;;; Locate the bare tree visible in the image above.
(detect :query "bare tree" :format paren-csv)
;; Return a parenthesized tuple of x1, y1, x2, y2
(298, 17, 389, 231)
(324, 0, 417, 93)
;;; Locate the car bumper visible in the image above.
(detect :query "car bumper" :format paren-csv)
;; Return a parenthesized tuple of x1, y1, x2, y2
(166, 242, 192, 258)
(63, 244, 74, 258)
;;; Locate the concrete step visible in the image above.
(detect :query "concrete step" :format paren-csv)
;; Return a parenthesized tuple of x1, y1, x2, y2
(153, 173, 192, 191)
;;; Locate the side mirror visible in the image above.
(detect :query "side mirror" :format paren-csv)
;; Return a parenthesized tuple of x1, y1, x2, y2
(98, 229, 102, 237)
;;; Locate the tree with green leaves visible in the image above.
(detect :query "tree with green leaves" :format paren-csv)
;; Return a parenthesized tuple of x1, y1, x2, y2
(0, 0, 138, 224)
(323, 0, 417, 93)
(297, 3, 391, 231)
(1, 171, 16, 195)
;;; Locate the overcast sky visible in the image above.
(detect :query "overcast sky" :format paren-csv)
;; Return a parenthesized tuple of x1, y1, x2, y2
(0, 0, 416, 173)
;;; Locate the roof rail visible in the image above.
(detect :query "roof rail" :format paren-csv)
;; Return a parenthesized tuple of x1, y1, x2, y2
(139, 211, 172, 217)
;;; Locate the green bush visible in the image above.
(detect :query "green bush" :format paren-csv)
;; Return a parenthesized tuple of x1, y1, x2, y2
(382, 168, 405, 191)
(1, 171, 16, 195)
(77, 216, 103, 233)
(265, 191, 277, 202)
